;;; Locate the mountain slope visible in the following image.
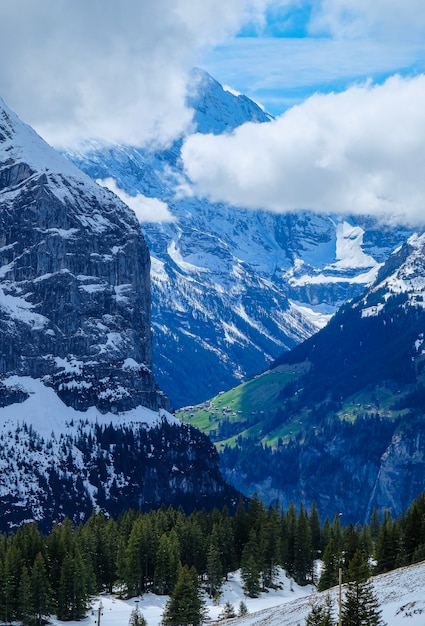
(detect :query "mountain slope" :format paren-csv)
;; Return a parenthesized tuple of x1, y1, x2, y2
(65, 69, 413, 409)
(233, 560, 425, 626)
(0, 97, 238, 530)
(181, 233, 425, 522)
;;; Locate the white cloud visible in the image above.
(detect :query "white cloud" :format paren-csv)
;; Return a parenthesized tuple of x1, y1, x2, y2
(0, 0, 275, 149)
(181, 74, 425, 225)
(309, 0, 425, 40)
(97, 178, 175, 223)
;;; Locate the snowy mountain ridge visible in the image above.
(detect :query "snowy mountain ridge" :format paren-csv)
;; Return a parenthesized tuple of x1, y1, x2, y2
(357, 231, 425, 318)
(66, 69, 414, 408)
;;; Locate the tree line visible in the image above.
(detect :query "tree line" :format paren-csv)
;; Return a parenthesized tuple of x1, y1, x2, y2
(0, 492, 424, 624)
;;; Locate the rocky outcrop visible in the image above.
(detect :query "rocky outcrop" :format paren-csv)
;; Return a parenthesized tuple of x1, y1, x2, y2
(367, 415, 425, 519)
(0, 98, 168, 412)
(0, 99, 244, 531)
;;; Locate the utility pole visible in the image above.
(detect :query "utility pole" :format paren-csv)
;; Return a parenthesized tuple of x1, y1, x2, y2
(338, 567, 342, 626)
(96, 600, 103, 626)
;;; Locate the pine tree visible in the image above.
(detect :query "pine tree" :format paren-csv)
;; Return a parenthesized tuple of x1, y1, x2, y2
(305, 594, 335, 626)
(403, 492, 425, 562)
(176, 516, 206, 574)
(233, 498, 250, 562)
(30, 552, 54, 625)
(284, 500, 297, 577)
(216, 510, 237, 578)
(310, 501, 322, 558)
(155, 531, 181, 595)
(124, 515, 158, 595)
(261, 503, 282, 588)
(219, 600, 236, 619)
(238, 600, 248, 616)
(240, 529, 261, 597)
(294, 504, 313, 585)
(162, 565, 206, 626)
(341, 549, 386, 626)
(129, 604, 147, 626)
(57, 549, 89, 620)
(375, 514, 400, 574)
(343, 524, 362, 571)
(18, 565, 33, 626)
(318, 538, 340, 591)
(205, 539, 223, 597)
(80, 511, 117, 593)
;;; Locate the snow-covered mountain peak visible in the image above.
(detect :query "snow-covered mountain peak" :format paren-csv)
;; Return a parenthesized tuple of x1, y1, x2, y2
(0, 97, 85, 180)
(358, 230, 425, 316)
(187, 68, 273, 135)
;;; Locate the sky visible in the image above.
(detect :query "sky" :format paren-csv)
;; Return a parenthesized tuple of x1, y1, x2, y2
(1, 0, 425, 224)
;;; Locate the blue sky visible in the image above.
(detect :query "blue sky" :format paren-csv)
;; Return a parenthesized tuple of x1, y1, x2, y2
(200, 2, 425, 115)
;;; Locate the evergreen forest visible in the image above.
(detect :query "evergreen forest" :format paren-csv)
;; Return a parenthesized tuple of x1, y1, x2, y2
(0, 492, 425, 624)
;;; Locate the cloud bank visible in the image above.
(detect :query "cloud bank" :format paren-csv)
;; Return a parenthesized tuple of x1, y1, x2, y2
(181, 75, 425, 225)
(0, 0, 272, 149)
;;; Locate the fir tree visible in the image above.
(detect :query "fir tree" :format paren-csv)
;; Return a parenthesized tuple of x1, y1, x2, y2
(319, 538, 341, 591)
(161, 565, 206, 626)
(294, 504, 314, 585)
(18, 566, 32, 626)
(305, 594, 335, 626)
(129, 604, 147, 626)
(30, 552, 54, 625)
(341, 549, 386, 626)
(261, 503, 282, 588)
(238, 600, 248, 616)
(57, 549, 89, 620)
(205, 539, 223, 597)
(219, 600, 236, 619)
(310, 501, 322, 558)
(154, 531, 180, 595)
(240, 530, 261, 597)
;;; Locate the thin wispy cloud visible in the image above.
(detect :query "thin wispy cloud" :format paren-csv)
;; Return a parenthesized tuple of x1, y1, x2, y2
(97, 178, 175, 223)
(308, 0, 425, 40)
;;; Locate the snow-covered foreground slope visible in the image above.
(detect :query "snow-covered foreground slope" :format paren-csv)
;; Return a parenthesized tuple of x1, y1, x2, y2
(49, 561, 425, 626)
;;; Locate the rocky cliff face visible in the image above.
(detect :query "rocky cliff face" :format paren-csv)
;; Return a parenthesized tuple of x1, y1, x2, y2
(0, 98, 240, 530)
(367, 414, 425, 519)
(0, 98, 167, 413)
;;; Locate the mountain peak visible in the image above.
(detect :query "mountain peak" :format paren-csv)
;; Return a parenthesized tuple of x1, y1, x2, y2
(0, 97, 83, 180)
(187, 67, 273, 135)
(357, 230, 425, 317)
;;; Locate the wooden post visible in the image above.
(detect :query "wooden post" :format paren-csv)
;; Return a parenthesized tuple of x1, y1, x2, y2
(96, 600, 103, 626)
(338, 567, 342, 626)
